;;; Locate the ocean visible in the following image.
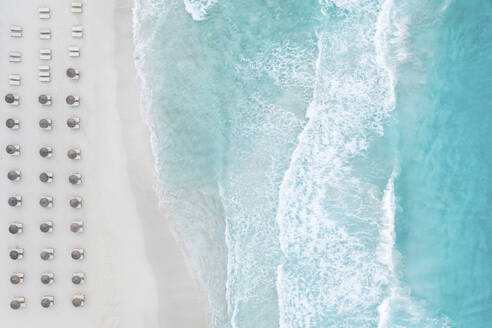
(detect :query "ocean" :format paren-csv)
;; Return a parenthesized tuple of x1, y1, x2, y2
(133, 0, 492, 327)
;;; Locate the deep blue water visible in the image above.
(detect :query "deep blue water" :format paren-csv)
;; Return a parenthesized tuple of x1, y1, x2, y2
(133, 0, 492, 326)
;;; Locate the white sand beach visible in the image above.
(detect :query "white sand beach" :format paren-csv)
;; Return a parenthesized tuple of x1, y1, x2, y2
(0, 0, 209, 327)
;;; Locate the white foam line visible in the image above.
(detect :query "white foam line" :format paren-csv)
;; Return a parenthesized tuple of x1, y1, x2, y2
(374, 0, 397, 270)
(373, 2, 399, 327)
(377, 172, 397, 328)
(274, 33, 323, 327)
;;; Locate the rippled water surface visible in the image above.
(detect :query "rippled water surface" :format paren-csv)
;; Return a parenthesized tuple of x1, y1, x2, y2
(133, 0, 492, 326)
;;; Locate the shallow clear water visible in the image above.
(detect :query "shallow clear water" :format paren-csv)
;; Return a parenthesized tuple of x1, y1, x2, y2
(133, 0, 492, 326)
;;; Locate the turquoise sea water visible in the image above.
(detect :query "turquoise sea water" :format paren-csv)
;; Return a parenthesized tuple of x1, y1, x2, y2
(133, 0, 492, 326)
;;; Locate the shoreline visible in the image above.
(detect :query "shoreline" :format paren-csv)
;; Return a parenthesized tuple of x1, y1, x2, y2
(115, 0, 210, 326)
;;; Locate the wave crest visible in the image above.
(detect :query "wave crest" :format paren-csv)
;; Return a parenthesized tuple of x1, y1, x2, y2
(183, 0, 217, 20)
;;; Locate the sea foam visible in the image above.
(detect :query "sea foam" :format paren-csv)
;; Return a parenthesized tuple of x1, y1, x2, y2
(275, 0, 398, 325)
(183, 0, 217, 20)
